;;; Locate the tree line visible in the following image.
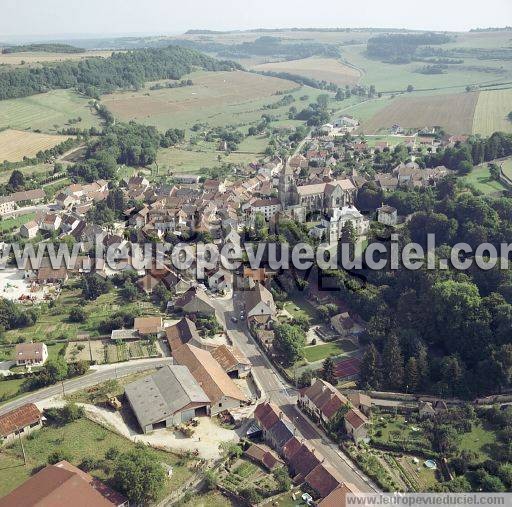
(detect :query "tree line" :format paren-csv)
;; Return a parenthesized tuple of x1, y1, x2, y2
(0, 45, 241, 100)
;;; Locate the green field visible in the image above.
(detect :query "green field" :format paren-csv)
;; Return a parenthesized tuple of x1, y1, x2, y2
(0, 417, 193, 499)
(473, 89, 512, 136)
(341, 44, 512, 93)
(0, 377, 25, 401)
(303, 339, 357, 363)
(156, 146, 262, 174)
(4, 283, 163, 343)
(463, 164, 508, 195)
(0, 89, 102, 133)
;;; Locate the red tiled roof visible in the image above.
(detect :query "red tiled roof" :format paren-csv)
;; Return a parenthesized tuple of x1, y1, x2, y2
(289, 443, 321, 478)
(0, 403, 41, 437)
(305, 462, 344, 499)
(345, 408, 368, 430)
(0, 460, 125, 507)
(318, 483, 360, 506)
(282, 436, 303, 461)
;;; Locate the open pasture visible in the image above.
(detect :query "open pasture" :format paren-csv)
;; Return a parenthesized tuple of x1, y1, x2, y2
(472, 88, 512, 136)
(0, 50, 113, 66)
(252, 56, 362, 85)
(359, 91, 479, 135)
(341, 44, 512, 93)
(0, 89, 101, 132)
(101, 70, 298, 131)
(0, 129, 72, 162)
(156, 146, 261, 174)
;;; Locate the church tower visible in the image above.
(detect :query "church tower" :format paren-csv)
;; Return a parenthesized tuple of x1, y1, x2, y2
(278, 164, 295, 209)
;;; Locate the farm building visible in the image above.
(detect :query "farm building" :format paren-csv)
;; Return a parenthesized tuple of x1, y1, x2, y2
(211, 344, 251, 378)
(165, 317, 202, 352)
(0, 459, 127, 506)
(125, 364, 211, 433)
(14, 342, 48, 366)
(172, 343, 247, 415)
(0, 403, 42, 445)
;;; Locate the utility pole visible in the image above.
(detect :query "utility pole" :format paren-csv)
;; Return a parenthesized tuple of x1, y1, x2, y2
(16, 427, 27, 465)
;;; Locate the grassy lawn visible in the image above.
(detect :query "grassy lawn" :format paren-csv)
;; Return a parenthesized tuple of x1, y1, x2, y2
(0, 417, 194, 499)
(46, 343, 66, 361)
(303, 339, 357, 363)
(0, 212, 36, 233)
(463, 164, 508, 194)
(458, 421, 497, 463)
(4, 282, 163, 344)
(180, 491, 234, 507)
(283, 294, 320, 321)
(0, 377, 25, 400)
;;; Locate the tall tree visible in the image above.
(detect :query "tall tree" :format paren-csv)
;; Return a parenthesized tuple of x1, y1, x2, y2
(322, 357, 337, 385)
(405, 357, 419, 392)
(360, 343, 381, 389)
(382, 335, 404, 390)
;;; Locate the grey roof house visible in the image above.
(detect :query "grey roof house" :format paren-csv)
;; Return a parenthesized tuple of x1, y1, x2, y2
(125, 364, 211, 433)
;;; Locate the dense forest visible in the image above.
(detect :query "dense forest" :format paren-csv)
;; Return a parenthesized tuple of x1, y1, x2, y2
(0, 45, 241, 100)
(344, 135, 512, 398)
(1, 43, 85, 54)
(366, 32, 453, 63)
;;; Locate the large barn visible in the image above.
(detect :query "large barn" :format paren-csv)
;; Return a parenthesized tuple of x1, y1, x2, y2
(125, 364, 210, 434)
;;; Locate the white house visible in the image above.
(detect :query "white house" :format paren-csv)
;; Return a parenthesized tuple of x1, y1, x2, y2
(310, 206, 369, 245)
(14, 342, 48, 366)
(19, 220, 39, 239)
(377, 205, 398, 226)
(250, 198, 282, 221)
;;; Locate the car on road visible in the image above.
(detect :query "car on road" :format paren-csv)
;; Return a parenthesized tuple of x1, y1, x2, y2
(231, 317, 238, 323)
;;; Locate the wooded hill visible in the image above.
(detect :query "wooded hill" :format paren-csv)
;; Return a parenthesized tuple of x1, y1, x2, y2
(0, 45, 241, 100)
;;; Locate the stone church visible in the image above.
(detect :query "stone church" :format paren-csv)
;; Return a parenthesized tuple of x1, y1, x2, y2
(278, 165, 356, 221)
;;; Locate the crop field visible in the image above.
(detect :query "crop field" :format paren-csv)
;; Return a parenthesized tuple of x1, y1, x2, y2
(0, 50, 113, 66)
(472, 88, 512, 136)
(252, 56, 362, 85)
(341, 44, 512, 93)
(0, 129, 72, 162)
(0, 89, 101, 132)
(101, 70, 299, 131)
(360, 91, 479, 135)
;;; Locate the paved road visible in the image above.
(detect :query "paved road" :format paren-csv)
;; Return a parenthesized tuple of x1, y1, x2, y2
(210, 291, 379, 492)
(0, 358, 172, 416)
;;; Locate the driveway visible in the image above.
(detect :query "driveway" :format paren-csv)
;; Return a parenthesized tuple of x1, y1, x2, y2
(0, 360, 15, 376)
